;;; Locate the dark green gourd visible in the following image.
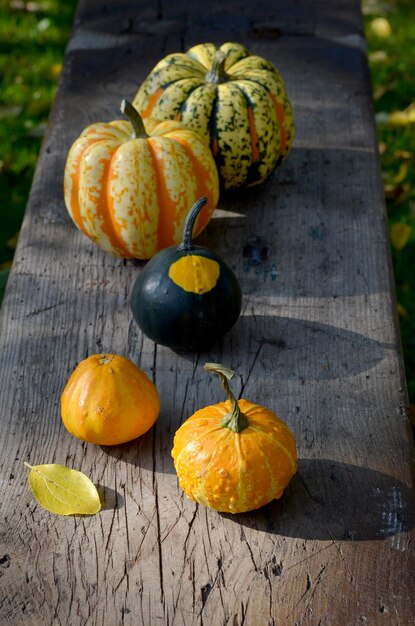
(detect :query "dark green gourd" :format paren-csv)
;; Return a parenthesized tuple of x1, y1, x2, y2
(130, 197, 242, 351)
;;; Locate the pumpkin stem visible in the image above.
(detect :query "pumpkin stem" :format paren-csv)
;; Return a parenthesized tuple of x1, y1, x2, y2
(120, 99, 148, 139)
(204, 363, 249, 433)
(205, 50, 228, 85)
(181, 196, 208, 251)
(97, 354, 114, 365)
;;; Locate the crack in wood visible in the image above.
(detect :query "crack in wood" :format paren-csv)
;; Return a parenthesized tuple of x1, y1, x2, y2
(152, 443, 165, 607)
(26, 301, 66, 318)
(239, 527, 259, 573)
(238, 344, 262, 399)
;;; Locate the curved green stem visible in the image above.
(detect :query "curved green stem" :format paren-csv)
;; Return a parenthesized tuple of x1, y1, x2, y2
(120, 99, 148, 138)
(181, 197, 208, 251)
(204, 363, 249, 433)
(205, 50, 228, 85)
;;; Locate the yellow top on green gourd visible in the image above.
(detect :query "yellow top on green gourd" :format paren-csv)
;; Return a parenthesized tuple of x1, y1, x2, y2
(134, 42, 295, 190)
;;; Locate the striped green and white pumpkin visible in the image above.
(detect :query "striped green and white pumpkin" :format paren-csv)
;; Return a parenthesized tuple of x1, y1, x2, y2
(134, 42, 294, 190)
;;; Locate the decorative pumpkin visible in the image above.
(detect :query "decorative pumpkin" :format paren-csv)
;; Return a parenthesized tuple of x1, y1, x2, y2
(172, 363, 297, 513)
(134, 42, 294, 190)
(130, 197, 242, 351)
(64, 100, 219, 259)
(61, 354, 160, 445)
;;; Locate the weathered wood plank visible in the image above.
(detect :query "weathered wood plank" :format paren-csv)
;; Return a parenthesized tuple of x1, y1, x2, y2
(1, 1, 414, 624)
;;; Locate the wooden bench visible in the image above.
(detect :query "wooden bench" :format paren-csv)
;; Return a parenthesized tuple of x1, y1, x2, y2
(1, 0, 414, 623)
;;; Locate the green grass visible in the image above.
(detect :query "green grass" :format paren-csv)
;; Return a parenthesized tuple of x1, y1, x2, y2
(0, 0, 77, 299)
(0, 0, 414, 401)
(363, 0, 415, 401)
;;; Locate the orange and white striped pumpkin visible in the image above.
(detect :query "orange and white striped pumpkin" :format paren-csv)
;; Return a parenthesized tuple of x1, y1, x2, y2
(63, 101, 219, 259)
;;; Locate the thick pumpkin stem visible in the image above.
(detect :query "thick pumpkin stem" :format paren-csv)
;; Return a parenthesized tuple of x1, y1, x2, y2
(181, 196, 208, 251)
(120, 99, 148, 138)
(205, 50, 228, 85)
(204, 363, 249, 433)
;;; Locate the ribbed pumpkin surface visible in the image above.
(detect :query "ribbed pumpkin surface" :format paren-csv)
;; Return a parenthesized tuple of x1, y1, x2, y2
(64, 117, 219, 259)
(134, 42, 294, 189)
(172, 399, 297, 513)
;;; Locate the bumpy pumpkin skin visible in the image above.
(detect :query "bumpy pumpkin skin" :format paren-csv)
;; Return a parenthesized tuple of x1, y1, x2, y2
(134, 41, 294, 189)
(61, 354, 160, 445)
(64, 115, 219, 259)
(130, 245, 242, 351)
(172, 399, 297, 514)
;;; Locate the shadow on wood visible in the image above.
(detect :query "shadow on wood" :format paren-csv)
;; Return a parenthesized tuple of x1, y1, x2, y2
(227, 458, 414, 541)
(96, 453, 413, 541)
(95, 484, 125, 511)
(174, 315, 390, 381)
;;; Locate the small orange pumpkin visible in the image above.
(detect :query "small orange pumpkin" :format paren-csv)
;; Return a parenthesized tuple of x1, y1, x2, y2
(61, 354, 160, 445)
(64, 100, 219, 259)
(172, 363, 297, 513)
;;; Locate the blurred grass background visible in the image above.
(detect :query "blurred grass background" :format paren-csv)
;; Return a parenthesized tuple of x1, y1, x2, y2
(0, 0, 414, 401)
(0, 0, 78, 299)
(362, 0, 415, 403)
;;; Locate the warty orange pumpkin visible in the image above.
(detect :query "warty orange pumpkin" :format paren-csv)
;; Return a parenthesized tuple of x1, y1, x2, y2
(64, 100, 219, 259)
(61, 354, 160, 445)
(171, 363, 297, 513)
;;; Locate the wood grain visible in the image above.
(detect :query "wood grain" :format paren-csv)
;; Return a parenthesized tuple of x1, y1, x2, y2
(1, 1, 414, 624)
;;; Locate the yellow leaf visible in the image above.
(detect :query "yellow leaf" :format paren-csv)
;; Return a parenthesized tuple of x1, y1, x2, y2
(388, 103, 415, 126)
(6, 231, 20, 250)
(49, 63, 62, 79)
(25, 462, 101, 515)
(394, 149, 412, 160)
(394, 185, 411, 207)
(397, 302, 408, 317)
(374, 85, 387, 101)
(393, 162, 409, 184)
(390, 223, 412, 251)
(378, 142, 387, 155)
(369, 50, 388, 63)
(384, 183, 403, 199)
(370, 17, 392, 38)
